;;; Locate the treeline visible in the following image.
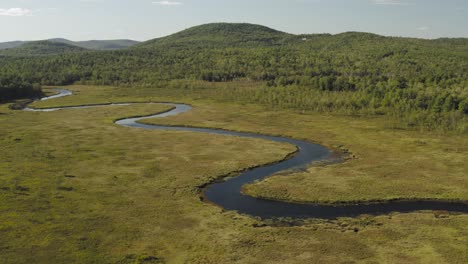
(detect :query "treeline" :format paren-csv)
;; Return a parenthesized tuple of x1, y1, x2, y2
(0, 75, 42, 101)
(0, 25, 466, 132)
(155, 80, 466, 133)
(1, 45, 466, 92)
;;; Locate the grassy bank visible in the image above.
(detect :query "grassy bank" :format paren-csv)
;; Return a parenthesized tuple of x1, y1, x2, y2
(1, 85, 467, 263)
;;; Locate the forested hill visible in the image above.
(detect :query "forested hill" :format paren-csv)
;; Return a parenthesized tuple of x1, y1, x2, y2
(0, 39, 140, 51)
(136, 23, 295, 48)
(0, 41, 88, 56)
(48, 39, 140, 50)
(0, 41, 25, 50)
(0, 23, 467, 131)
(1, 22, 466, 90)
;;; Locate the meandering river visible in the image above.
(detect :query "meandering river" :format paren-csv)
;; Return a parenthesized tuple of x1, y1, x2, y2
(24, 89, 468, 219)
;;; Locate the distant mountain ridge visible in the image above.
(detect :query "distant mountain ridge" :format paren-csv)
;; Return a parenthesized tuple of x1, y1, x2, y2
(0, 38, 140, 51)
(0, 41, 88, 56)
(1, 23, 467, 56)
(135, 23, 468, 50)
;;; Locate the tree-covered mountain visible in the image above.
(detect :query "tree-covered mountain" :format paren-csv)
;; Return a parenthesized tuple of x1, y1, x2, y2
(0, 41, 88, 56)
(136, 23, 295, 48)
(0, 38, 139, 51)
(0, 41, 26, 50)
(0, 23, 466, 131)
(48, 38, 140, 50)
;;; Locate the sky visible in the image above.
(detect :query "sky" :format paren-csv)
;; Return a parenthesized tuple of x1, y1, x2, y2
(0, 0, 467, 42)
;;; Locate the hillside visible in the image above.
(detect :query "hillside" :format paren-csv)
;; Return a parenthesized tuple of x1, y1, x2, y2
(0, 41, 88, 56)
(136, 23, 468, 55)
(136, 23, 295, 48)
(0, 41, 26, 50)
(0, 22, 466, 131)
(48, 38, 140, 50)
(78, 39, 140, 50)
(0, 39, 139, 51)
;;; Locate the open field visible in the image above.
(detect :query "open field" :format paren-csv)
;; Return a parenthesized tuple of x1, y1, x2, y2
(0, 85, 467, 263)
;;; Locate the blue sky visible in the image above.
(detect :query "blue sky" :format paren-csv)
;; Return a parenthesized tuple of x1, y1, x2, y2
(0, 0, 467, 41)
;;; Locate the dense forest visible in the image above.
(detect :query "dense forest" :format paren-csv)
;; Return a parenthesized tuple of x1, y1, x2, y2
(0, 23, 466, 132)
(0, 74, 41, 101)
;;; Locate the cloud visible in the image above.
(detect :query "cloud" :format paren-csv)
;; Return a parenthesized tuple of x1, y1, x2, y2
(152, 1, 183, 6)
(370, 0, 414, 6)
(0, 8, 33, 16)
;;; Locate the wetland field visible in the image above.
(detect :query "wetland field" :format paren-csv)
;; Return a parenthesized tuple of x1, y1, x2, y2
(1, 85, 466, 263)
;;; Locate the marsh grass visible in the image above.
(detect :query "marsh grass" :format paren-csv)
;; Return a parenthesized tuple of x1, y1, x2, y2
(0, 85, 467, 263)
(138, 89, 467, 204)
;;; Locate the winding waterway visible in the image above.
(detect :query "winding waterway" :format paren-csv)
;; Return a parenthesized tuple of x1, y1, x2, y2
(24, 89, 468, 219)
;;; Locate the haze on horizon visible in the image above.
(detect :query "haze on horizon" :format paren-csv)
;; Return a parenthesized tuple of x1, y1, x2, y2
(0, 0, 467, 42)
